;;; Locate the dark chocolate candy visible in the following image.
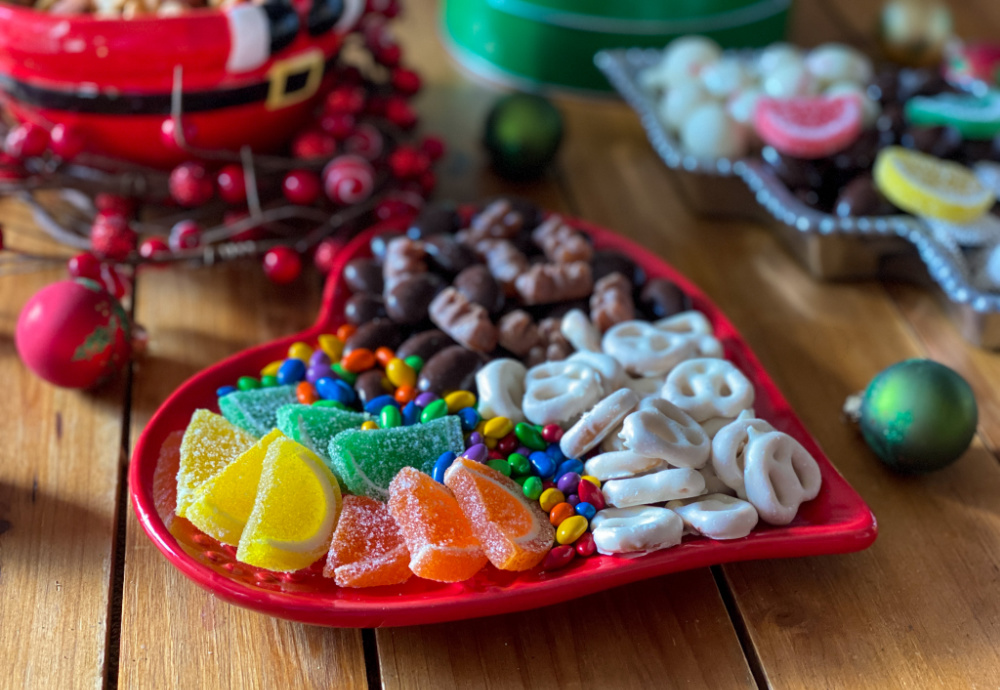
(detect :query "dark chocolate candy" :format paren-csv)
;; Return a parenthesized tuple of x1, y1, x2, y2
(835, 174, 895, 217)
(385, 273, 445, 324)
(453, 264, 504, 315)
(343, 318, 406, 354)
(343, 258, 384, 294)
(901, 125, 963, 159)
(639, 279, 688, 320)
(344, 293, 387, 325)
(591, 251, 646, 289)
(417, 345, 484, 394)
(761, 146, 826, 189)
(354, 369, 391, 406)
(370, 232, 403, 260)
(395, 329, 456, 361)
(424, 234, 480, 277)
(406, 203, 460, 239)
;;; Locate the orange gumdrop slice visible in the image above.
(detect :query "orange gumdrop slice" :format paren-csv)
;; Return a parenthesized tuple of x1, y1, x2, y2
(444, 457, 556, 571)
(388, 467, 487, 582)
(324, 495, 412, 588)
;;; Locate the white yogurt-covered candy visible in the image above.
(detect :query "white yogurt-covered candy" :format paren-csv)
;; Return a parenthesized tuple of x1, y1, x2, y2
(727, 88, 763, 125)
(560, 309, 601, 352)
(743, 429, 822, 525)
(806, 43, 873, 86)
(661, 35, 723, 89)
(711, 415, 773, 497)
(666, 494, 759, 539)
(591, 506, 684, 555)
(475, 359, 527, 423)
(660, 81, 712, 132)
(700, 407, 755, 439)
(559, 388, 640, 460)
(585, 450, 670, 482)
(621, 402, 710, 468)
(522, 360, 603, 427)
(568, 351, 629, 395)
(654, 311, 723, 358)
(757, 43, 803, 75)
(681, 103, 748, 158)
(602, 320, 699, 377)
(662, 357, 755, 422)
(763, 61, 817, 98)
(697, 464, 736, 496)
(625, 375, 667, 397)
(602, 467, 706, 508)
(700, 56, 749, 97)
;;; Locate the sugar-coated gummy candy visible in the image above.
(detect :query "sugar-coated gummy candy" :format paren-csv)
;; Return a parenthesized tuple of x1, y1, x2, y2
(388, 467, 487, 582)
(276, 403, 367, 463)
(556, 515, 588, 545)
(277, 358, 307, 385)
(236, 437, 342, 572)
(186, 429, 284, 546)
(444, 456, 556, 571)
(575, 501, 597, 520)
(176, 409, 257, 518)
(219, 384, 298, 438)
(432, 451, 458, 483)
(328, 415, 465, 499)
(324, 495, 411, 588)
(457, 407, 480, 432)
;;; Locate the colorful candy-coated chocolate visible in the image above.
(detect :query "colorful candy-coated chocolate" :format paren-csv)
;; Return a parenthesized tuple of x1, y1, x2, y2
(288, 342, 313, 362)
(296, 381, 318, 404)
(432, 450, 457, 483)
(403, 354, 424, 372)
(445, 390, 477, 413)
(546, 445, 566, 463)
(386, 358, 417, 388)
(375, 347, 395, 367)
(487, 458, 511, 476)
(488, 449, 505, 460)
(261, 375, 278, 387)
(364, 394, 398, 415)
(508, 452, 530, 475)
(515, 422, 546, 450)
(457, 407, 481, 432)
(318, 334, 344, 361)
(484, 436, 498, 450)
(541, 544, 575, 572)
(380, 405, 402, 429)
(539, 487, 566, 512)
(317, 377, 357, 406)
(420, 398, 449, 423)
(549, 502, 575, 526)
(574, 531, 596, 557)
(542, 480, 557, 492)
(307, 364, 334, 384)
(217, 385, 236, 397)
(414, 391, 438, 407)
(581, 475, 601, 488)
(462, 443, 489, 463)
(483, 416, 514, 439)
(578, 479, 605, 510)
(575, 501, 597, 520)
(277, 359, 306, 385)
(497, 433, 519, 454)
(260, 360, 282, 377)
(402, 400, 420, 426)
(335, 324, 356, 341)
(467, 431, 485, 446)
(342, 348, 376, 373)
(361, 420, 380, 431)
(541, 424, 563, 443)
(566, 493, 580, 507)
(309, 350, 330, 367)
(529, 451, 556, 478)
(556, 472, 581, 494)
(516, 445, 532, 457)
(522, 476, 543, 500)
(556, 515, 588, 545)
(331, 363, 357, 385)
(237, 376, 260, 391)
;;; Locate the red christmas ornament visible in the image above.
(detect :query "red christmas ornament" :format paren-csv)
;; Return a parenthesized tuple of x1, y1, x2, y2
(49, 123, 86, 160)
(421, 135, 446, 161)
(16, 278, 132, 388)
(169, 162, 214, 207)
(282, 170, 322, 205)
(160, 118, 198, 150)
(322, 155, 375, 205)
(67, 253, 103, 281)
(216, 164, 248, 204)
(262, 246, 302, 284)
(344, 123, 384, 160)
(91, 219, 137, 261)
(4, 122, 49, 160)
(385, 97, 417, 129)
(388, 145, 429, 179)
(95, 193, 134, 216)
(139, 236, 170, 260)
(313, 238, 341, 274)
(375, 43, 401, 68)
(291, 129, 337, 159)
(169, 219, 202, 250)
(319, 112, 356, 140)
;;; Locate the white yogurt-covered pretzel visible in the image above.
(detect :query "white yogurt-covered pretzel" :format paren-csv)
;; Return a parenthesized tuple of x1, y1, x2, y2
(475, 359, 527, 424)
(700, 408, 755, 439)
(602, 320, 699, 376)
(585, 450, 671, 482)
(654, 310, 723, 358)
(560, 308, 602, 352)
(698, 464, 736, 496)
(711, 415, 773, 497)
(568, 351, 629, 395)
(743, 429, 822, 525)
(625, 375, 667, 397)
(560, 388, 640, 460)
(666, 493, 759, 539)
(620, 403, 710, 468)
(602, 467, 706, 508)
(600, 420, 628, 452)
(590, 506, 684, 555)
(662, 357, 755, 422)
(521, 360, 603, 427)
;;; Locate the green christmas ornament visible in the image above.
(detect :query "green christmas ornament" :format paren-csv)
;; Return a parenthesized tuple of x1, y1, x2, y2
(483, 93, 563, 181)
(851, 359, 977, 473)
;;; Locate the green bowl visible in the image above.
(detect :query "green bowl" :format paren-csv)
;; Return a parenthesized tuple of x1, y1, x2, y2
(442, 0, 792, 93)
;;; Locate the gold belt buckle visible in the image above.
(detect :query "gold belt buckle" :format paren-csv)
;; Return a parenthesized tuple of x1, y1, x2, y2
(266, 48, 325, 111)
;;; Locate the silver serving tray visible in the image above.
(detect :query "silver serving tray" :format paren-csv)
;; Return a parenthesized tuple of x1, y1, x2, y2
(596, 47, 1000, 348)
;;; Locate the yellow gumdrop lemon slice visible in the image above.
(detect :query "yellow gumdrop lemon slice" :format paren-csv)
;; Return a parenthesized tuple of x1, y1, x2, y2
(185, 429, 284, 546)
(237, 438, 342, 572)
(176, 410, 256, 518)
(873, 146, 995, 223)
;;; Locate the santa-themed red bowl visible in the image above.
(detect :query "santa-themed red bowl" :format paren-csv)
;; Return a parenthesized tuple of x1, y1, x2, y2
(129, 211, 877, 628)
(0, 0, 363, 168)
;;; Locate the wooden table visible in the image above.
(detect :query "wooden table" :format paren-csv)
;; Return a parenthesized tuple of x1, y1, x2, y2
(3, 1, 1000, 688)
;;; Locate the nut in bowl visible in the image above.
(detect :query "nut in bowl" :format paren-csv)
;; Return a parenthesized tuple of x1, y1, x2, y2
(130, 200, 876, 627)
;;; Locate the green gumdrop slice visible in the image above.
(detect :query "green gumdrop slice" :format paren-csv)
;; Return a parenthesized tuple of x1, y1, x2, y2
(905, 92, 1000, 140)
(276, 403, 368, 461)
(219, 385, 298, 438)
(328, 415, 465, 500)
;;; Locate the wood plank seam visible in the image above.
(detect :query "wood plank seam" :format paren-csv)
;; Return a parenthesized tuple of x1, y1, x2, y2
(711, 566, 768, 690)
(362, 628, 382, 689)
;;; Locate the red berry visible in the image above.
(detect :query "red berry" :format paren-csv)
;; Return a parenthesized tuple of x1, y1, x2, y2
(0, 155, 26, 182)
(344, 123, 384, 160)
(216, 164, 248, 204)
(169, 162, 214, 207)
(365, 95, 389, 117)
(418, 170, 436, 196)
(49, 123, 85, 160)
(421, 135, 446, 161)
(313, 238, 341, 274)
(387, 145, 429, 179)
(337, 65, 364, 86)
(376, 43, 401, 67)
(391, 68, 421, 96)
(319, 112, 356, 140)
(90, 219, 137, 262)
(282, 170, 322, 205)
(160, 118, 197, 150)
(374, 194, 421, 222)
(263, 246, 302, 284)
(291, 129, 337, 159)
(67, 253, 103, 281)
(95, 194, 134, 216)
(4, 123, 50, 159)
(324, 86, 366, 115)
(102, 264, 131, 300)
(94, 209, 129, 231)
(138, 236, 170, 260)
(385, 97, 416, 129)
(168, 219, 201, 251)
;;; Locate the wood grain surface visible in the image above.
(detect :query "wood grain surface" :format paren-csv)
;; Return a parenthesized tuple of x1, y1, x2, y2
(2, 0, 1000, 688)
